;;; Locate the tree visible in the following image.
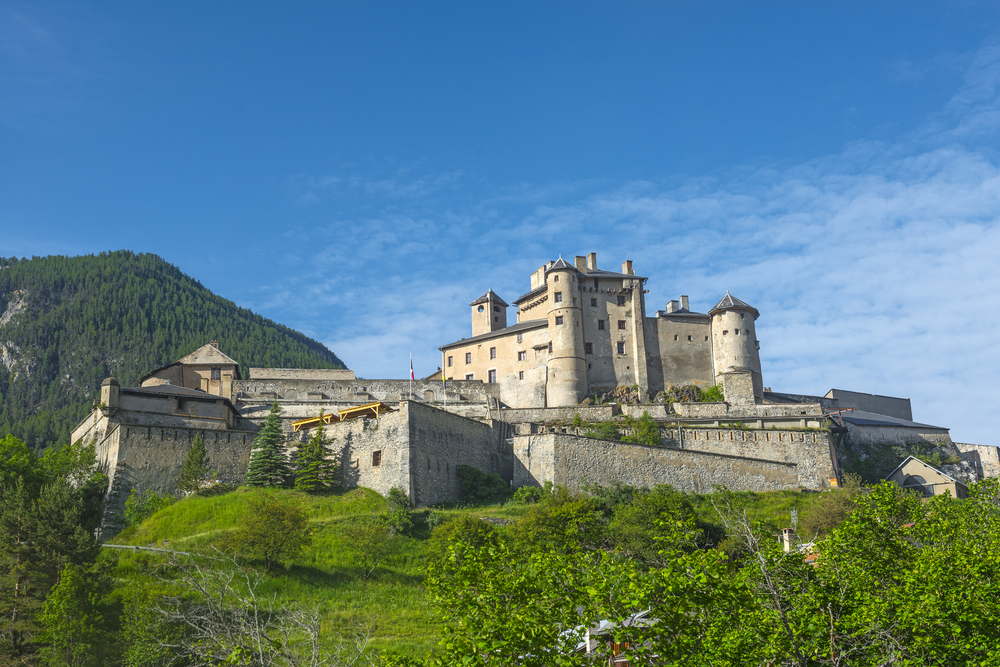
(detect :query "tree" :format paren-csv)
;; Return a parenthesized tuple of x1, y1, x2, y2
(225, 491, 312, 570)
(246, 402, 292, 487)
(38, 563, 117, 667)
(292, 415, 338, 493)
(342, 519, 397, 581)
(511, 486, 604, 555)
(621, 410, 661, 446)
(176, 434, 211, 495)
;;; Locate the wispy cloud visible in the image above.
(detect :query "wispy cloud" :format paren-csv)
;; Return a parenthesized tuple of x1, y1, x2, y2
(253, 38, 1000, 444)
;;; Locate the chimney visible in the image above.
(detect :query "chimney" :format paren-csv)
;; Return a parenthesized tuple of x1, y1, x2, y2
(680, 295, 689, 311)
(574, 255, 587, 272)
(587, 252, 597, 271)
(622, 260, 633, 275)
(210, 340, 219, 349)
(666, 300, 679, 313)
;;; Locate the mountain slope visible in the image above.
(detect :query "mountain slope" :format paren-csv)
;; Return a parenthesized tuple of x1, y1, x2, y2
(0, 251, 344, 450)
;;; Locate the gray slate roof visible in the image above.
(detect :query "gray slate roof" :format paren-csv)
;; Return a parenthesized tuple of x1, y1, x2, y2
(439, 318, 548, 350)
(469, 288, 509, 307)
(709, 292, 760, 319)
(841, 410, 947, 430)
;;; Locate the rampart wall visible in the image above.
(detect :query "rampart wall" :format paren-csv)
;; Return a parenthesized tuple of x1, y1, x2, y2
(956, 443, 1000, 479)
(513, 432, 827, 494)
(845, 424, 953, 447)
(98, 424, 256, 536)
(234, 378, 498, 404)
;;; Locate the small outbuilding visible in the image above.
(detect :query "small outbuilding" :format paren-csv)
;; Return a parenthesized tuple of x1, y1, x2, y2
(885, 455, 968, 499)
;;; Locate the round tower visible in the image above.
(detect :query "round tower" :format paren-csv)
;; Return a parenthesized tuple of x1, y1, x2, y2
(544, 257, 587, 407)
(709, 293, 763, 402)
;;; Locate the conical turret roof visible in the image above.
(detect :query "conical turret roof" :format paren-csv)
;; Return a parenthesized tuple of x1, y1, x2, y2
(545, 256, 575, 272)
(469, 288, 509, 307)
(709, 292, 760, 319)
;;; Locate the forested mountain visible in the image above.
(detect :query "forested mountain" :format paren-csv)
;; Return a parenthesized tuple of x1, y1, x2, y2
(0, 251, 344, 451)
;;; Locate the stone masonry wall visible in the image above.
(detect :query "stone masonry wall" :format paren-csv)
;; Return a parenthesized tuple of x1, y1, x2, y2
(99, 424, 256, 537)
(497, 405, 618, 424)
(956, 443, 1000, 479)
(845, 424, 953, 447)
(513, 433, 805, 494)
(407, 401, 510, 506)
(234, 378, 499, 404)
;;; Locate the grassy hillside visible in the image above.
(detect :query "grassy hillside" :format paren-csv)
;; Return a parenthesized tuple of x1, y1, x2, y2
(109, 487, 531, 657)
(0, 251, 344, 450)
(106, 484, 836, 658)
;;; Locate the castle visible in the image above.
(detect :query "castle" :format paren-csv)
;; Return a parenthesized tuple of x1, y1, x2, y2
(439, 253, 764, 408)
(71, 252, 999, 536)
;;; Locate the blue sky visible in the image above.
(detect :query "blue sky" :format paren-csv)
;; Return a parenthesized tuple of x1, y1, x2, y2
(3, 2, 1000, 443)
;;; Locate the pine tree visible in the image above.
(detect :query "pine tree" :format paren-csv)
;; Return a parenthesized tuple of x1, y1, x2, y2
(176, 434, 210, 494)
(293, 413, 338, 493)
(245, 402, 291, 487)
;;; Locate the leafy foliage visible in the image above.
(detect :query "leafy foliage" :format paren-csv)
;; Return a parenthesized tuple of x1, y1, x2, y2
(697, 384, 724, 402)
(246, 402, 292, 488)
(583, 420, 622, 441)
(455, 464, 513, 505)
(383, 486, 415, 535)
(123, 488, 177, 529)
(38, 563, 118, 667)
(0, 251, 344, 451)
(224, 491, 312, 570)
(620, 410, 662, 446)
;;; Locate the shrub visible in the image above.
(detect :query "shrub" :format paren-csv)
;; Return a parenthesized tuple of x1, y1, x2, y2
(697, 385, 724, 402)
(225, 491, 312, 569)
(609, 485, 701, 565)
(621, 411, 661, 447)
(512, 483, 550, 504)
(511, 486, 604, 554)
(425, 514, 500, 566)
(584, 421, 622, 441)
(457, 465, 513, 505)
(124, 488, 177, 528)
(384, 486, 414, 535)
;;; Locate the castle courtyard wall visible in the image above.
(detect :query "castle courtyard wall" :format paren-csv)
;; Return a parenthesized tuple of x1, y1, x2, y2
(956, 443, 1000, 479)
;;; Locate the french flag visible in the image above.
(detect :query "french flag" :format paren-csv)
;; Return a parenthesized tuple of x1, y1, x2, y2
(410, 354, 415, 380)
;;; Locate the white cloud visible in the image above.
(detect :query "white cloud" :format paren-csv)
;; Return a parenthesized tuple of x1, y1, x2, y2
(257, 39, 1000, 444)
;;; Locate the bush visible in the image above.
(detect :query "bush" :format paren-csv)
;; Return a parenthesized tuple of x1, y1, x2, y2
(384, 486, 414, 535)
(456, 465, 513, 505)
(124, 488, 177, 528)
(799, 474, 864, 539)
(584, 421, 622, 441)
(424, 514, 500, 566)
(621, 411, 661, 446)
(697, 385, 724, 402)
(609, 485, 701, 565)
(512, 483, 550, 504)
(511, 486, 604, 554)
(224, 491, 312, 569)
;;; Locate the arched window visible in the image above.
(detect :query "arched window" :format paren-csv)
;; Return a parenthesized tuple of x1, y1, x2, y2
(903, 474, 931, 497)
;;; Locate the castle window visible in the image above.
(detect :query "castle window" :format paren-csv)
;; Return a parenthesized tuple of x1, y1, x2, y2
(465, 373, 474, 380)
(211, 367, 221, 381)
(465, 353, 472, 364)
(488, 369, 497, 383)
(517, 333, 523, 343)
(674, 335, 678, 341)
(617, 296, 626, 306)
(723, 330, 728, 335)
(593, 278, 599, 289)
(548, 342, 553, 353)
(554, 275, 559, 282)
(494, 317, 498, 322)
(688, 335, 692, 341)
(490, 347, 497, 359)
(598, 319, 605, 330)
(735, 329, 740, 335)
(518, 351, 527, 361)
(448, 356, 453, 367)
(618, 320, 626, 330)
(493, 305, 500, 312)
(478, 305, 484, 313)
(705, 336, 709, 341)
(591, 298, 597, 307)
(555, 316, 564, 325)
(585, 342, 593, 354)
(372, 450, 382, 467)
(554, 292, 563, 303)
(617, 342, 626, 354)
(519, 371, 524, 380)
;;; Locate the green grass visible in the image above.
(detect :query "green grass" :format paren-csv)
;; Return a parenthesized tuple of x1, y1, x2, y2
(107, 486, 528, 657)
(689, 488, 829, 532)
